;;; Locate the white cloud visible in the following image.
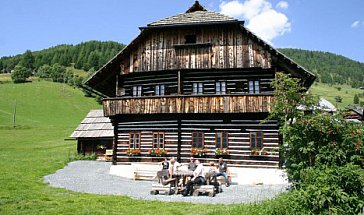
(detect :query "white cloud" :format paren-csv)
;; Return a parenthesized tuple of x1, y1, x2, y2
(276, 1, 288, 10)
(351, 20, 360, 28)
(219, 0, 291, 43)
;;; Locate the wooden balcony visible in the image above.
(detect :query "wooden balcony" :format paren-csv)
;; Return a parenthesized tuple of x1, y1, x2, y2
(103, 95, 274, 116)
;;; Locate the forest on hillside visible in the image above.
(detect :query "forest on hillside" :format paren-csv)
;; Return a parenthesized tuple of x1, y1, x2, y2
(0, 41, 125, 72)
(1, 42, 363, 89)
(278, 48, 364, 88)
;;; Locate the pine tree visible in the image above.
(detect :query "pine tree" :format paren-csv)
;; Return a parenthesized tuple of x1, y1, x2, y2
(354, 94, 359, 104)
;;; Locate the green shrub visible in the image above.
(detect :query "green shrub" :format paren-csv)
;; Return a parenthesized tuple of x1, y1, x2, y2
(11, 65, 31, 83)
(282, 114, 364, 184)
(68, 153, 97, 162)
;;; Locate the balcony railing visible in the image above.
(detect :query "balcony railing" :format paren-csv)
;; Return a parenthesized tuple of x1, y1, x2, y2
(103, 95, 274, 116)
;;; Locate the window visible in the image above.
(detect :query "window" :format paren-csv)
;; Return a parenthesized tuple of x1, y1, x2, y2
(193, 82, 203, 95)
(155, 84, 165, 96)
(129, 132, 141, 149)
(185, 35, 196, 44)
(248, 80, 260, 94)
(192, 132, 204, 148)
(216, 132, 228, 149)
(250, 132, 263, 150)
(153, 132, 165, 149)
(216, 81, 226, 94)
(132, 85, 142, 97)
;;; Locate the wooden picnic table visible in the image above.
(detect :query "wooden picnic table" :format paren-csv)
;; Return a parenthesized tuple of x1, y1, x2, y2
(173, 170, 194, 193)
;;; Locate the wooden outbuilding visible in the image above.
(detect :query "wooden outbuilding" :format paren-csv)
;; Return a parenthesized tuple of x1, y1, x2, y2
(83, 1, 315, 168)
(70, 110, 114, 156)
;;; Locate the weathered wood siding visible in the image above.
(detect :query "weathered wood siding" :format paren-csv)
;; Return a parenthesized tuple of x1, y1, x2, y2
(115, 115, 279, 168)
(103, 95, 273, 116)
(120, 25, 272, 74)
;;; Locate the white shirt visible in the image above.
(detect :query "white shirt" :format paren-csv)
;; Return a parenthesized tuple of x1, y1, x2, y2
(193, 164, 205, 178)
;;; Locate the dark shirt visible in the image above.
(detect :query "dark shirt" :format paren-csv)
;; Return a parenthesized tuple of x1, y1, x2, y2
(162, 161, 169, 170)
(218, 162, 227, 173)
(188, 162, 196, 171)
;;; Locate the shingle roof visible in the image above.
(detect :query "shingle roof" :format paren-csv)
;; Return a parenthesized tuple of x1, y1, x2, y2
(148, 10, 237, 27)
(70, 110, 113, 138)
(147, 1, 237, 27)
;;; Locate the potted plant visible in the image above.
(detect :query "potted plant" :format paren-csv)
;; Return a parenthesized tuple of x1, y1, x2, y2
(126, 148, 141, 157)
(148, 148, 168, 157)
(190, 147, 208, 157)
(215, 148, 230, 158)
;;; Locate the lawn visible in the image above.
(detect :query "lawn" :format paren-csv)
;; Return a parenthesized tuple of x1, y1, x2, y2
(311, 82, 364, 109)
(0, 79, 360, 214)
(0, 81, 248, 214)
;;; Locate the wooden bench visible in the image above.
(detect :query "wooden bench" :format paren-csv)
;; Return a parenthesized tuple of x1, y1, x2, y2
(216, 169, 236, 185)
(150, 170, 177, 195)
(192, 185, 215, 197)
(132, 163, 160, 180)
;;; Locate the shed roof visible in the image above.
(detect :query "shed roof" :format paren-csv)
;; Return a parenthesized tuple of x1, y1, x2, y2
(70, 110, 113, 139)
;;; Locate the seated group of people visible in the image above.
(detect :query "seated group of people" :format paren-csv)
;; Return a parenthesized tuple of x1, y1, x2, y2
(160, 157, 230, 197)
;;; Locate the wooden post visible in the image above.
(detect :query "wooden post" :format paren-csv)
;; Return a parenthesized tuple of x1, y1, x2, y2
(112, 119, 118, 165)
(177, 70, 181, 95)
(115, 74, 119, 96)
(13, 100, 17, 128)
(177, 116, 182, 162)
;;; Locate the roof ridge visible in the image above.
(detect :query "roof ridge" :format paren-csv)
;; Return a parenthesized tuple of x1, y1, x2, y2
(186, 1, 207, 13)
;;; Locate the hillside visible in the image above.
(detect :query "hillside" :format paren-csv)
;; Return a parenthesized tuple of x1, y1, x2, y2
(278, 48, 364, 88)
(0, 40, 125, 72)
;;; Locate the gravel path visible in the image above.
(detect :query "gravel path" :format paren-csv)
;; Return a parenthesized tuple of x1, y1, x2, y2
(44, 161, 288, 204)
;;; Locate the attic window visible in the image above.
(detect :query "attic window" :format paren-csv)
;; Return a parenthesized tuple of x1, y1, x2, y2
(185, 35, 196, 44)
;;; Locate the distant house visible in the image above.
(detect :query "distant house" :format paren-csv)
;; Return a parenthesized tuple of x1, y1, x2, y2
(82, 1, 315, 168)
(344, 106, 364, 123)
(70, 110, 114, 155)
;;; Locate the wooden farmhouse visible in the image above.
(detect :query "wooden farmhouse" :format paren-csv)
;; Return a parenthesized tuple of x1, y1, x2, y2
(84, 1, 315, 168)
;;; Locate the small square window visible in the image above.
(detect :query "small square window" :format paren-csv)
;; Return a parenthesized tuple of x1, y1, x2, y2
(185, 35, 196, 44)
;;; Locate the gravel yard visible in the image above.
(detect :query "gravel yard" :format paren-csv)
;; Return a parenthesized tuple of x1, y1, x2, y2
(44, 161, 288, 204)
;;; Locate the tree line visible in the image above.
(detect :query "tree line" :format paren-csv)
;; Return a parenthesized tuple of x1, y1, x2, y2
(278, 48, 364, 88)
(0, 40, 125, 73)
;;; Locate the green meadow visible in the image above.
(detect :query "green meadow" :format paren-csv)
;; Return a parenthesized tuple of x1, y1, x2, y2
(0, 77, 361, 214)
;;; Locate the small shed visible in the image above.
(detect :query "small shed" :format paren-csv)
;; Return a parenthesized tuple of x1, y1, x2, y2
(70, 110, 114, 155)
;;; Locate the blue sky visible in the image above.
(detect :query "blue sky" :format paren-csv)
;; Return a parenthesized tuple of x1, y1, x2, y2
(1, 0, 363, 62)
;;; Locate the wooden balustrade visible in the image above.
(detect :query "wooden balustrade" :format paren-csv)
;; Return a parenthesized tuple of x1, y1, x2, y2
(103, 95, 274, 116)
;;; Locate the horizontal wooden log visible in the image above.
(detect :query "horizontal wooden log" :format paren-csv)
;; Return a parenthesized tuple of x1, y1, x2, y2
(103, 95, 273, 116)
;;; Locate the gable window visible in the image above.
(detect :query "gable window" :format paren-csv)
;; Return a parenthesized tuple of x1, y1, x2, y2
(155, 84, 165, 96)
(185, 35, 196, 44)
(133, 85, 142, 97)
(248, 80, 260, 94)
(193, 82, 203, 95)
(216, 81, 226, 95)
(129, 132, 141, 149)
(250, 131, 263, 150)
(216, 132, 228, 149)
(153, 132, 165, 149)
(192, 132, 204, 148)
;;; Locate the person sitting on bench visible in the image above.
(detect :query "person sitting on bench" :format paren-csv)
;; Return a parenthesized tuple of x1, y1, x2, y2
(183, 159, 205, 196)
(216, 157, 229, 187)
(205, 162, 220, 193)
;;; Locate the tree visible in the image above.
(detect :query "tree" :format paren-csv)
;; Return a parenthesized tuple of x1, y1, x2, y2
(334, 96, 343, 104)
(11, 65, 31, 83)
(19, 50, 35, 70)
(268, 72, 317, 126)
(353, 94, 359, 104)
(36, 64, 52, 78)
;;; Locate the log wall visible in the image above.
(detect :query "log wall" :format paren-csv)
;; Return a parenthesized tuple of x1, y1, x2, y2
(103, 95, 273, 116)
(120, 25, 272, 74)
(114, 114, 279, 168)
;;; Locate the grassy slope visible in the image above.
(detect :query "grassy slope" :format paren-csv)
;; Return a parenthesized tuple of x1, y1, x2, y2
(0, 81, 241, 214)
(310, 82, 363, 109)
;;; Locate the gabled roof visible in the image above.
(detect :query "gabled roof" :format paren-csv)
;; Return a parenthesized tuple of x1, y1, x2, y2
(84, 1, 315, 97)
(70, 110, 113, 139)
